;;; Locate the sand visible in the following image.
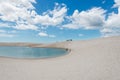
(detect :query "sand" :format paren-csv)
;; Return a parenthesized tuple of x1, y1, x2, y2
(0, 36, 120, 80)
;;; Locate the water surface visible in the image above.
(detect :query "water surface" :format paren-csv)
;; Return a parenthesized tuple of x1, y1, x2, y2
(0, 46, 68, 58)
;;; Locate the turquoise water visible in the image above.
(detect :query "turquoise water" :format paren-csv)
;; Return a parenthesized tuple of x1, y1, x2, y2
(0, 46, 68, 58)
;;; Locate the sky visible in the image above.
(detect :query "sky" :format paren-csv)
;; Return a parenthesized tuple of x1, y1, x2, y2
(0, 0, 120, 43)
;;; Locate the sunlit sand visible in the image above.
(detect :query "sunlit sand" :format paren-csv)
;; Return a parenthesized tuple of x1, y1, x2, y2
(0, 36, 120, 80)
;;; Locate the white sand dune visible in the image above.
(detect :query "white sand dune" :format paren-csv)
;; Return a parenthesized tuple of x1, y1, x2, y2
(0, 36, 120, 80)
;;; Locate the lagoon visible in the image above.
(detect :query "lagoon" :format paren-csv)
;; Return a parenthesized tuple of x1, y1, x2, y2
(0, 46, 68, 59)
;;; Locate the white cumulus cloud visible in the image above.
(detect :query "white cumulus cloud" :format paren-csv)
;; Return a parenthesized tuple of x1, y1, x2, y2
(0, 0, 67, 30)
(101, 0, 120, 37)
(38, 32, 48, 37)
(63, 7, 106, 29)
(33, 3, 67, 26)
(113, 0, 120, 7)
(0, 0, 37, 30)
(38, 32, 56, 38)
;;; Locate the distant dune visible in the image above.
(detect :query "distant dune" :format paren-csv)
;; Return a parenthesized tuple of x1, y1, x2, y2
(0, 36, 120, 80)
(0, 42, 43, 47)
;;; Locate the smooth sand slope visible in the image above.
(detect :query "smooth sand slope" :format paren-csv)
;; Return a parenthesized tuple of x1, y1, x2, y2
(0, 36, 120, 80)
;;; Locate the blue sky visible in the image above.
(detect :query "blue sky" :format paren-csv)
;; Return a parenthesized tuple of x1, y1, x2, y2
(0, 0, 120, 43)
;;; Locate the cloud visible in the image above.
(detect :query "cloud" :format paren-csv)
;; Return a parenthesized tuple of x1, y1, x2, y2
(33, 3, 67, 26)
(0, 0, 36, 22)
(38, 32, 48, 37)
(113, 0, 120, 7)
(38, 32, 56, 38)
(0, 0, 37, 30)
(78, 34, 84, 37)
(100, 0, 120, 37)
(100, 28, 120, 37)
(63, 7, 106, 29)
(15, 24, 38, 30)
(0, 22, 11, 28)
(0, 0, 67, 30)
